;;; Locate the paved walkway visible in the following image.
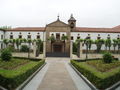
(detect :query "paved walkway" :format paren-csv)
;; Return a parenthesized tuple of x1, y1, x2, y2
(23, 57, 91, 90)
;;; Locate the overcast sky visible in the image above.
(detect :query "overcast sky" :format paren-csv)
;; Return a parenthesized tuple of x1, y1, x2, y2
(0, 0, 120, 28)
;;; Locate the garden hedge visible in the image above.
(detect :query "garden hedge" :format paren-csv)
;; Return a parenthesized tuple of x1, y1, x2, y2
(71, 60, 120, 89)
(0, 59, 45, 90)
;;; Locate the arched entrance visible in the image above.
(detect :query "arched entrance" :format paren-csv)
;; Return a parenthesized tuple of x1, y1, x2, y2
(46, 42, 70, 57)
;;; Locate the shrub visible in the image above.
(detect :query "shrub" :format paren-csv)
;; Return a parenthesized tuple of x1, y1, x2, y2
(1, 48, 12, 61)
(71, 60, 120, 89)
(0, 59, 45, 90)
(103, 52, 113, 63)
(20, 45, 29, 52)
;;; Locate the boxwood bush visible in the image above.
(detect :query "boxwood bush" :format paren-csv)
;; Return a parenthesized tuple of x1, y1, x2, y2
(103, 52, 113, 63)
(0, 59, 45, 90)
(20, 45, 29, 52)
(1, 48, 12, 61)
(71, 60, 120, 89)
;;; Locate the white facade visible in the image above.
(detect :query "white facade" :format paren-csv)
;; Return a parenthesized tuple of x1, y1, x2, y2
(0, 30, 4, 49)
(71, 32, 119, 41)
(5, 31, 45, 41)
(0, 30, 120, 50)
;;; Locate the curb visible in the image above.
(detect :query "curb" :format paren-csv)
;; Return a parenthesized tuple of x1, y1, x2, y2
(0, 86, 7, 90)
(69, 63, 98, 90)
(16, 63, 46, 90)
(106, 81, 120, 90)
(70, 63, 120, 90)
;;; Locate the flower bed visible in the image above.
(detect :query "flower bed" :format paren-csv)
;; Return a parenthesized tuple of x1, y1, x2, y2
(71, 60, 120, 89)
(0, 58, 45, 90)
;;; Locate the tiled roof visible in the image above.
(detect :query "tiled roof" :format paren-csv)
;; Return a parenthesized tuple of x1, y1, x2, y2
(113, 25, 120, 29)
(6, 27, 45, 31)
(5, 26, 120, 33)
(73, 27, 120, 33)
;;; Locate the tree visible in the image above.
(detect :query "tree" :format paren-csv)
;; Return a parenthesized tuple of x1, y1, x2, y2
(95, 39, 104, 53)
(113, 39, 118, 53)
(15, 38, 23, 50)
(47, 36, 55, 52)
(104, 39, 111, 51)
(84, 39, 90, 60)
(104, 39, 108, 50)
(36, 39, 42, 56)
(87, 39, 93, 51)
(27, 39, 32, 58)
(117, 39, 120, 53)
(61, 35, 68, 52)
(107, 39, 112, 51)
(3, 39, 9, 47)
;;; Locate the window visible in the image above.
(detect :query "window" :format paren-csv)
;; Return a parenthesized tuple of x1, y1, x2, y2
(1, 35, 3, 39)
(86, 34, 91, 39)
(107, 34, 110, 39)
(1, 43, 3, 49)
(37, 35, 40, 39)
(97, 37, 101, 39)
(56, 33, 60, 40)
(117, 35, 120, 39)
(19, 35, 22, 39)
(10, 35, 13, 39)
(97, 34, 101, 39)
(77, 36, 80, 39)
(27, 35, 31, 39)
(71, 36, 73, 40)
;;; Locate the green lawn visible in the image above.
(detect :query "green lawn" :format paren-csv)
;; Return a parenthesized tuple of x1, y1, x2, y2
(0, 58, 45, 90)
(0, 58, 30, 70)
(71, 60, 120, 89)
(86, 60, 120, 72)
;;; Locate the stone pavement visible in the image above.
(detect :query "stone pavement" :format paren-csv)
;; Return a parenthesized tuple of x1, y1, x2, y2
(23, 57, 91, 90)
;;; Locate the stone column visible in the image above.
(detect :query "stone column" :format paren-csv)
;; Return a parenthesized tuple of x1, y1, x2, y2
(70, 41, 73, 59)
(79, 42, 83, 58)
(43, 41, 46, 58)
(33, 42, 37, 57)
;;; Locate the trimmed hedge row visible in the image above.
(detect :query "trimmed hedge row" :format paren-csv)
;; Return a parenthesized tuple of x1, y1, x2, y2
(71, 60, 120, 89)
(0, 59, 45, 90)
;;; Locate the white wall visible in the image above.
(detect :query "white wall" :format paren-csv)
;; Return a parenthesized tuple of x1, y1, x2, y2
(71, 32, 120, 50)
(0, 30, 4, 49)
(5, 31, 45, 41)
(71, 32, 119, 41)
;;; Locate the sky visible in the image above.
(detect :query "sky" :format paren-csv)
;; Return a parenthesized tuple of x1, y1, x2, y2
(0, 0, 120, 28)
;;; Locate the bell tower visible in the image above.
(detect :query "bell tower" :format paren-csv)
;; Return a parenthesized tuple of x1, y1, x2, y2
(68, 14, 76, 30)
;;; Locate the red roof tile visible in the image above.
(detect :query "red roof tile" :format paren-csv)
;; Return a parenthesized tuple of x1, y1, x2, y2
(73, 27, 120, 33)
(5, 26, 120, 33)
(6, 27, 45, 31)
(113, 25, 120, 29)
